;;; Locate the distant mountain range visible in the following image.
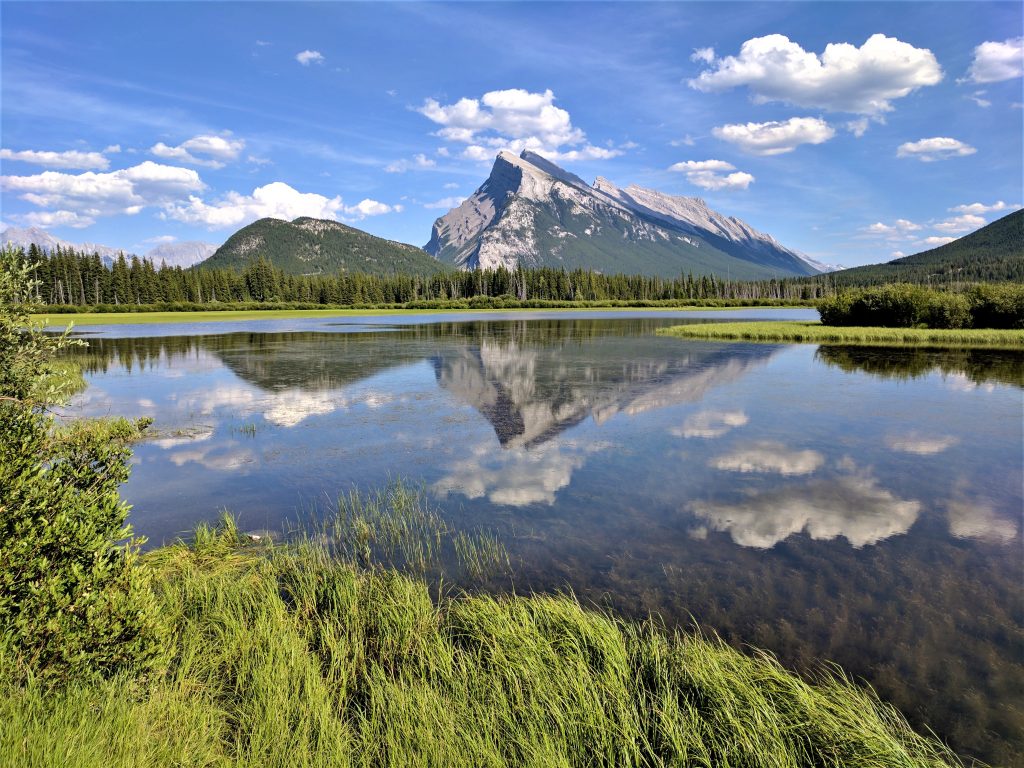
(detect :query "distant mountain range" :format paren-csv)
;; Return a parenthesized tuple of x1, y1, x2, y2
(1, 226, 217, 268)
(424, 150, 822, 279)
(829, 209, 1024, 285)
(200, 216, 444, 276)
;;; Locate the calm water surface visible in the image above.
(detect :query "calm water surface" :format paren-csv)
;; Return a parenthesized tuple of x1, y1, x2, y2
(68, 310, 1023, 765)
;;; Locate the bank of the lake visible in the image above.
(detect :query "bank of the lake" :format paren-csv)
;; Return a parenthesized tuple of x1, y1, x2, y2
(0, 520, 965, 768)
(33, 302, 808, 326)
(659, 320, 1024, 348)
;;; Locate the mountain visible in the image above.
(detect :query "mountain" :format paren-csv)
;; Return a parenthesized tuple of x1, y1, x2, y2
(829, 209, 1024, 285)
(200, 216, 445, 276)
(1, 226, 216, 269)
(146, 241, 218, 269)
(424, 150, 820, 279)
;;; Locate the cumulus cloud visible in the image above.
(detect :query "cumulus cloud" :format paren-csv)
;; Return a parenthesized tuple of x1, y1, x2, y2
(670, 409, 748, 438)
(384, 153, 437, 173)
(163, 181, 399, 229)
(950, 200, 1021, 215)
(21, 210, 96, 228)
(711, 442, 825, 475)
(423, 196, 466, 210)
(933, 214, 986, 234)
(689, 33, 942, 115)
(963, 37, 1023, 83)
(1, 161, 205, 221)
(0, 148, 110, 170)
(688, 470, 921, 549)
(416, 88, 621, 163)
(712, 117, 835, 155)
(691, 47, 716, 64)
(295, 49, 325, 66)
(150, 133, 245, 169)
(921, 236, 956, 246)
(668, 160, 754, 191)
(862, 219, 921, 239)
(896, 137, 976, 162)
(886, 433, 958, 455)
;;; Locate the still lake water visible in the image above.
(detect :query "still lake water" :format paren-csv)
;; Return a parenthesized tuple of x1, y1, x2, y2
(67, 310, 1022, 765)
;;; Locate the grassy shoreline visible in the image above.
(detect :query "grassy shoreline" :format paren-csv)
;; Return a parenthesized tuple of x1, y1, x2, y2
(659, 320, 1024, 348)
(33, 304, 808, 326)
(1, 519, 965, 768)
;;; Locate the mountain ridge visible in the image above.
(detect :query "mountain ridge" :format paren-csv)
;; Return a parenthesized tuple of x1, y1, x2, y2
(1, 226, 218, 268)
(424, 150, 821, 279)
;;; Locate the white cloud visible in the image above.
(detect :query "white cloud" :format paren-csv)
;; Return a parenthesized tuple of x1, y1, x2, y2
(669, 135, 697, 147)
(845, 117, 870, 137)
(143, 234, 177, 245)
(442, 182, 460, 189)
(384, 153, 437, 173)
(689, 33, 942, 115)
(2, 161, 205, 220)
(963, 37, 1023, 84)
(689, 471, 920, 549)
(0, 148, 110, 170)
(416, 88, 621, 163)
(668, 159, 754, 191)
(890, 250, 906, 258)
(711, 442, 825, 475)
(691, 47, 716, 64)
(886, 434, 958, 455)
(295, 50, 325, 66)
(21, 210, 95, 229)
(933, 214, 986, 234)
(967, 91, 992, 108)
(712, 117, 835, 155)
(423, 196, 465, 210)
(150, 133, 245, 169)
(102, 145, 122, 154)
(163, 181, 398, 229)
(896, 137, 976, 162)
(950, 200, 1021, 215)
(920, 236, 956, 247)
(670, 409, 748, 439)
(862, 219, 921, 239)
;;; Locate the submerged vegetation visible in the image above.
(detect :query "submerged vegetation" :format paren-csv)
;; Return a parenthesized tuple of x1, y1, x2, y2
(658, 320, 1024, 348)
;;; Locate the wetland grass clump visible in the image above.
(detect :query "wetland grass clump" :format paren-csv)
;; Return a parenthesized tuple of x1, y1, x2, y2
(0, 516, 965, 768)
(658, 320, 1024, 348)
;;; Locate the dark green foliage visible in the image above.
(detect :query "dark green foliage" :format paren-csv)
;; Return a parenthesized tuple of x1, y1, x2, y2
(201, 216, 446, 276)
(818, 283, 1024, 329)
(0, 245, 162, 683)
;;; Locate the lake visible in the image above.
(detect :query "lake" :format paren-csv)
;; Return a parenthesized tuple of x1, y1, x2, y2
(66, 309, 1023, 765)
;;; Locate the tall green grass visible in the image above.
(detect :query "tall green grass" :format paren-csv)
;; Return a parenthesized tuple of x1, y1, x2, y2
(0, 514, 964, 768)
(659, 320, 1024, 348)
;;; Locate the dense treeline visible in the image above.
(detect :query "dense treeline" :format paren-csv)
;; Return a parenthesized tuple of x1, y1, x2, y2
(818, 283, 1024, 329)
(22, 244, 828, 308)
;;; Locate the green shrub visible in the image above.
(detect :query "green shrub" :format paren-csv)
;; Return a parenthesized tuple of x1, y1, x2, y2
(0, 245, 163, 683)
(967, 283, 1024, 329)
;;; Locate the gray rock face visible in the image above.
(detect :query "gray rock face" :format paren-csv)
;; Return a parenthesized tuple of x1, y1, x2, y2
(424, 151, 821, 278)
(145, 241, 218, 268)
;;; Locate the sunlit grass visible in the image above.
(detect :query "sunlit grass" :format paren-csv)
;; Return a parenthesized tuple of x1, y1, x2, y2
(1, 500, 964, 768)
(659, 320, 1024, 348)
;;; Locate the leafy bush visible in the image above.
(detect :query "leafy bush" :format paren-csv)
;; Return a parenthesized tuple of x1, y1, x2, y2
(818, 283, 1024, 329)
(0, 245, 163, 682)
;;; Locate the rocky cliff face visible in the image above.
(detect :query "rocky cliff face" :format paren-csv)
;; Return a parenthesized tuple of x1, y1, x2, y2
(424, 151, 821, 278)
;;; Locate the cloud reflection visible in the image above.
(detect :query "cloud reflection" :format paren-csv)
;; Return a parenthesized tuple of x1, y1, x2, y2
(711, 441, 824, 475)
(886, 433, 958, 455)
(670, 410, 748, 438)
(688, 469, 920, 549)
(947, 499, 1020, 543)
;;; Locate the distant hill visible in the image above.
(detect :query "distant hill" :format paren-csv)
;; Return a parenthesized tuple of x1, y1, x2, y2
(830, 210, 1024, 285)
(424, 150, 820, 280)
(199, 217, 444, 276)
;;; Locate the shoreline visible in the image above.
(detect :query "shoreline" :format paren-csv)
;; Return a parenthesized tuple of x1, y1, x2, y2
(34, 304, 810, 326)
(658, 320, 1024, 348)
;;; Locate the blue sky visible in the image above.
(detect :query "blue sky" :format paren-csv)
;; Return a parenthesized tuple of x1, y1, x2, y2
(1, 1, 1021, 266)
